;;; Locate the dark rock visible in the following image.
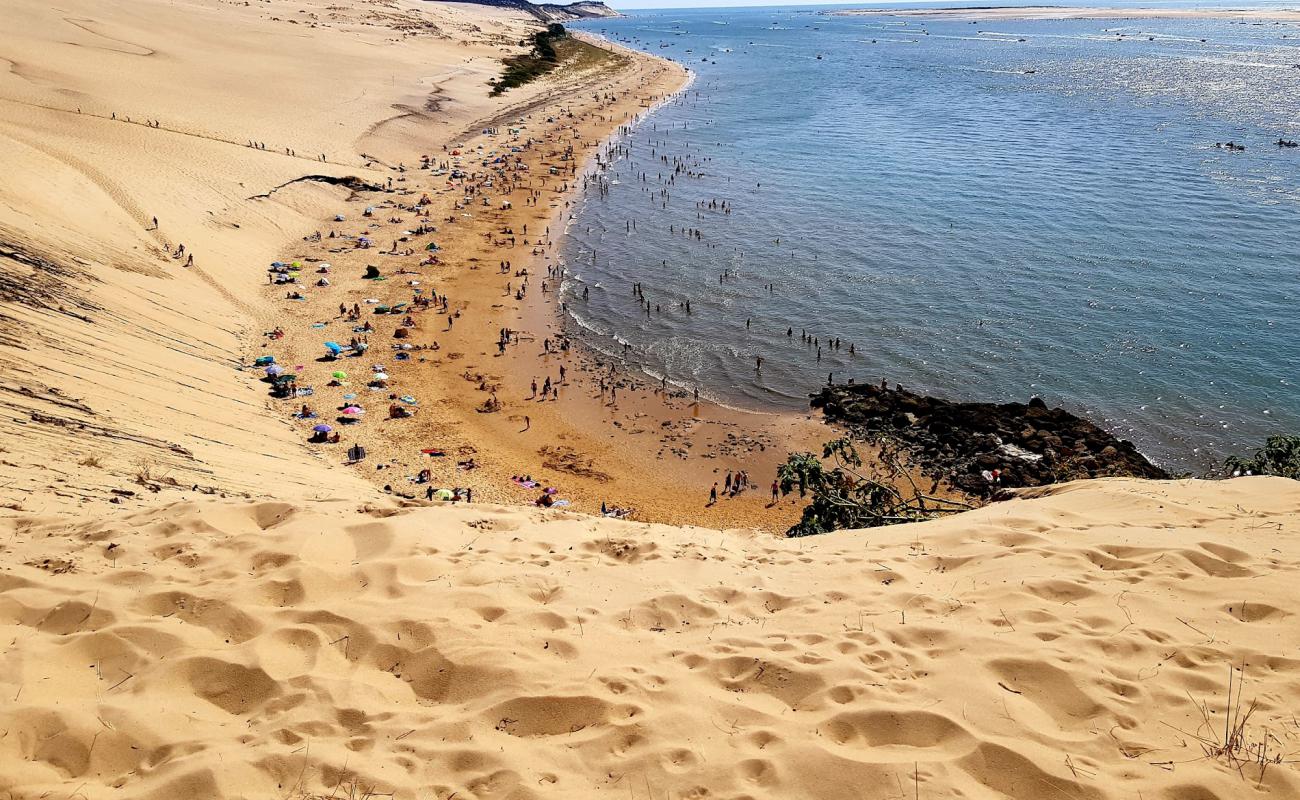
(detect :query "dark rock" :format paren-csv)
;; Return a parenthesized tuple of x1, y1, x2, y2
(809, 383, 1168, 500)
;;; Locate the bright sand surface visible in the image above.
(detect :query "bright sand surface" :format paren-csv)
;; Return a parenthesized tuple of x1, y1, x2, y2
(831, 5, 1300, 20)
(2, 478, 1299, 798)
(2, 0, 1300, 798)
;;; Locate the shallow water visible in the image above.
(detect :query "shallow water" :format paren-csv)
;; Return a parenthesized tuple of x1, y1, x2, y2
(563, 4, 1300, 472)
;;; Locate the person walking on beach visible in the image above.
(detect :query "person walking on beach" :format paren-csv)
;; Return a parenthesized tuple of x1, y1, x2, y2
(771, 480, 779, 504)
(523, 415, 531, 431)
(708, 483, 718, 506)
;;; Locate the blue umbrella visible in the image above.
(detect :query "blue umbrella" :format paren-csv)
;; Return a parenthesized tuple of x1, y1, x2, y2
(324, 341, 343, 356)
(312, 424, 332, 433)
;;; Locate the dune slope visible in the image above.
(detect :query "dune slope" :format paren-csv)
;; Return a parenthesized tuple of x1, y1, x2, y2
(1, 477, 1297, 799)
(0, 0, 568, 510)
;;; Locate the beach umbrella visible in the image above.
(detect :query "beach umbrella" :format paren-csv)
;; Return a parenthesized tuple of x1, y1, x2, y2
(312, 424, 332, 433)
(331, 371, 347, 380)
(372, 373, 389, 382)
(265, 365, 284, 377)
(434, 488, 454, 501)
(342, 406, 364, 415)
(324, 341, 343, 356)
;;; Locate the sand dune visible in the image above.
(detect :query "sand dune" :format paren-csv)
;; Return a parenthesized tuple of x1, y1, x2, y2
(0, 0, 577, 511)
(3, 1, 1299, 798)
(2, 477, 1298, 798)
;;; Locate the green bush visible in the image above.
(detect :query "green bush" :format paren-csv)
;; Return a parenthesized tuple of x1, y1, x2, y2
(777, 437, 970, 537)
(491, 25, 568, 96)
(1224, 435, 1300, 479)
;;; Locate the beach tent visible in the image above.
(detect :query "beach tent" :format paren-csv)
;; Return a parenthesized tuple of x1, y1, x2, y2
(254, 355, 276, 366)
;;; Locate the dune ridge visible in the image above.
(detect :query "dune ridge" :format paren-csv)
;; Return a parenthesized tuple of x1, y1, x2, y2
(2, 477, 1298, 798)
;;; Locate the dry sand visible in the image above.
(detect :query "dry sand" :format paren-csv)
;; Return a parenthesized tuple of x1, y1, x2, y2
(2, 478, 1299, 799)
(831, 6, 1300, 21)
(2, 1, 1299, 799)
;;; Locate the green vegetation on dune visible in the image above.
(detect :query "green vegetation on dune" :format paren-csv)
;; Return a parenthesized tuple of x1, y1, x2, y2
(489, 24, 628, 96)
(1225, 435, 1300, 479)
(490, 23, 567, 96)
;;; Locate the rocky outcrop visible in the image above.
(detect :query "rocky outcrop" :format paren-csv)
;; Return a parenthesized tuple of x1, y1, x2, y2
(811, 383, 1169, 497)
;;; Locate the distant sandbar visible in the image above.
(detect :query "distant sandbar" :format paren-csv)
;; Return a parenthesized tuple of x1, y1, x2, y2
(827, 6, 1300, 21)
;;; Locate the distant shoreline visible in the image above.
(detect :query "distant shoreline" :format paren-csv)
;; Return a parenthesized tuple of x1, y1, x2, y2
(826, 5, 1300, 20)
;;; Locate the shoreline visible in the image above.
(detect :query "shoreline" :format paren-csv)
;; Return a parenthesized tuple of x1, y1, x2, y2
(258, 33, 831, 531)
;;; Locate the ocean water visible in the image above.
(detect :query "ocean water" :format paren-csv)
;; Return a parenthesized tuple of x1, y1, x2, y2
(563, 4, 1300, 472)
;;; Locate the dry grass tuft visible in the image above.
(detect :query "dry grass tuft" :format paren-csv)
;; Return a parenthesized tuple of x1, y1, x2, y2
(1164, 664, 1297, 786)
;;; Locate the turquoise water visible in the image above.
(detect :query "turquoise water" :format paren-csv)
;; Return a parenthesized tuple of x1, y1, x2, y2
(564, 5, 1300, 472)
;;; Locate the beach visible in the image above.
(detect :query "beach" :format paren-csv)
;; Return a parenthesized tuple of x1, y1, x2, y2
(252, 33, 833, 529)
(0, 0, 824, 528)
(2, 1, 1300, 798)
